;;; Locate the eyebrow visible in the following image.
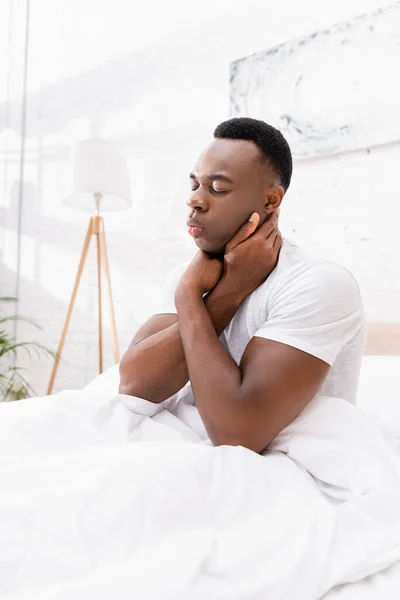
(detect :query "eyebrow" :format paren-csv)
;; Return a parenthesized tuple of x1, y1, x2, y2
(190, 172, 234, 184)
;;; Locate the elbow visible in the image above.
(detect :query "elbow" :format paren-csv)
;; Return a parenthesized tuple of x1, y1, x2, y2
(118, 379, 133, 396)
(118, 375, 132, 397)
(118, 357, 138, 396)
(118, 373, 145, 399)
(118, 356, 162, 403)
(210, 428, 267, 455)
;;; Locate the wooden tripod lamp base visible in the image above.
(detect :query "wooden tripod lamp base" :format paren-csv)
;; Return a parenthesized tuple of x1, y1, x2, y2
(47, 216, 120, 395)
(48, 139, 131, 395)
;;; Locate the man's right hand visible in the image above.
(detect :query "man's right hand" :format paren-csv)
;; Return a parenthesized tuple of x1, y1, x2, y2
(222, 210, 282, 299)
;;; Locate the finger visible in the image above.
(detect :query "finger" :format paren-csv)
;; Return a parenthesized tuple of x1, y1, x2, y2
(272, 230, 282, 249)
(226, 212, 260, 253)
(254, 209, 280, 239)
(264, 228, 278, 246)
(266, 223, 280, 240)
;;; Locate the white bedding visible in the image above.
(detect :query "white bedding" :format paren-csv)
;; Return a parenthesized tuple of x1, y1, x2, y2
(0, 359, 399, 599)
(322, 560, 400, 599)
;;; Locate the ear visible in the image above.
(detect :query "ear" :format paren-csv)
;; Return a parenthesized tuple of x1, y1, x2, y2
(263, 185, 285, 215)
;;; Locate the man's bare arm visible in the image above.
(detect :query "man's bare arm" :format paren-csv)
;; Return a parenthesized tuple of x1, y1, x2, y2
(119, 211, 277, 403)
(118, 275, 247, 402)
(172, 211, 330, 451)
(175, 289, 329, 452)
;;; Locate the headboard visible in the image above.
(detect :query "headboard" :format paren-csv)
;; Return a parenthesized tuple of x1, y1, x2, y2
(364, 323, 400, 356)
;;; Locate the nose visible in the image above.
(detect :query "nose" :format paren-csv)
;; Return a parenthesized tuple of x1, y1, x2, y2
(186, 188, 209, 212)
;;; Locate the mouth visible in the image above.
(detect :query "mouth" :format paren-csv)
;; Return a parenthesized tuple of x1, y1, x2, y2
(187, 220, 205, 238)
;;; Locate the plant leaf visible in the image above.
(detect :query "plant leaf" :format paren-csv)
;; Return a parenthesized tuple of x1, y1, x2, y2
(0, 297, 56, 400)
(0, 315, 41, 329)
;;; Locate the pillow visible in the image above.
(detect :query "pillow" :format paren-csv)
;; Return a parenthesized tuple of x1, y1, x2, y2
(357, 355, 400, 436)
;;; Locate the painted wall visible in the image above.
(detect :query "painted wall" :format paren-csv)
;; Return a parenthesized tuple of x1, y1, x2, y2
(0, 0, 399, 394)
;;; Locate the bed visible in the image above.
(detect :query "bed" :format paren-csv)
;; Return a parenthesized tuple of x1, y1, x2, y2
(0, 322, 398, 599)
(321, 322, 400, 599)
(357, 322, 400, 443)
(83, 320, 400, 599)
(82, 320, 400, 599)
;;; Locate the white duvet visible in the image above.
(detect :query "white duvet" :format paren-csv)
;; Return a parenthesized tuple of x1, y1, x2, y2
(0, 376, 400, 599)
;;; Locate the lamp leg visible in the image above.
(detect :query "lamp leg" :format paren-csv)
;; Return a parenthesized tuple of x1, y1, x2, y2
(99, 218, 120, 364)
(47, 218, 93, 395)
(93, 216, 103, 374)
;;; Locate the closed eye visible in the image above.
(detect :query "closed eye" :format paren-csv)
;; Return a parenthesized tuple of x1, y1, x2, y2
(190, 184, 230, 195)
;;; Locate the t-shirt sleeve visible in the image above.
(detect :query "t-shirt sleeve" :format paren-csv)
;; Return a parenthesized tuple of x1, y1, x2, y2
(254, 261, 365, 366)
(154, 261, 189, 315)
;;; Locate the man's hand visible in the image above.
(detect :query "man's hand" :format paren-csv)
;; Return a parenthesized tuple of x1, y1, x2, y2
(222, 210, 282, 298)
(176, 250, 223, 300)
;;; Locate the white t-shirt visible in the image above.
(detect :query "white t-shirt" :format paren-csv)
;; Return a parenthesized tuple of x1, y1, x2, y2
(157, 239, 366, 404)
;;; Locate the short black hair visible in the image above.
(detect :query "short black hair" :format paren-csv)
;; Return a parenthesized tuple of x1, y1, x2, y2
(214, 117, 292, 191)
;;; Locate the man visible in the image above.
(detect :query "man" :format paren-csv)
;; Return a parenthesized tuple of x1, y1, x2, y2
(119, 117, 365, 453)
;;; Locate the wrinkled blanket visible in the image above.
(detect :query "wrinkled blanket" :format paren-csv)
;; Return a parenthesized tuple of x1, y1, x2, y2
(0, 386, 399, 600)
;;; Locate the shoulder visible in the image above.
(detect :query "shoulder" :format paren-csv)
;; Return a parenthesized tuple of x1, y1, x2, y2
(269, 240, 364, 320)
(252, 242, 365, 366)
(274, 240, 362, 300)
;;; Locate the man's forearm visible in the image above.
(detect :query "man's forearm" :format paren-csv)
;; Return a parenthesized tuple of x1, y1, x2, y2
(176, 290, 242, 445)
(119, 278, 246, 403)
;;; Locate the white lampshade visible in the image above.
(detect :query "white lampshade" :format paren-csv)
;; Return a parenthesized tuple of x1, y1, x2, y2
(64, 139, 132, 212)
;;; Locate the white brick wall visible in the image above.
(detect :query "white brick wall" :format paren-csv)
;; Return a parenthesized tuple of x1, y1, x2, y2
(1, 0, 399, 395)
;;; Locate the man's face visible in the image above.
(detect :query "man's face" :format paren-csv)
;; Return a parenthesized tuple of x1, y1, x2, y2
(187, 138, 274, 254)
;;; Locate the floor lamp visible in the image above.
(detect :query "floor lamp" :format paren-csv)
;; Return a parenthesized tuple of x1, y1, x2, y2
(47, 140, 132, 395)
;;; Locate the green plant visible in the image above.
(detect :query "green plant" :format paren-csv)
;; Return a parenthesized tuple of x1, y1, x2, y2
(0, 297, 56, 401)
